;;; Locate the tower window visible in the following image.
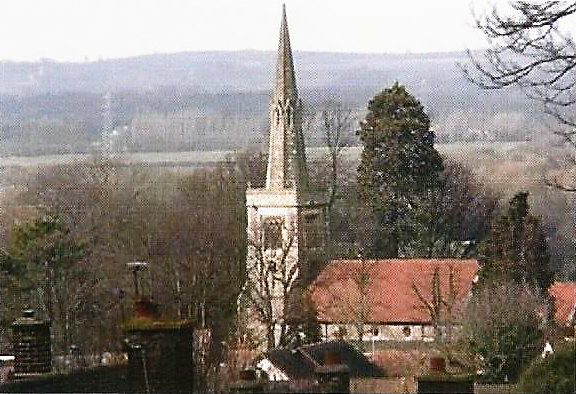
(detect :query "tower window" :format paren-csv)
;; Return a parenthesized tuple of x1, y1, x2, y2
(303, 212, 323, 248)
(286, 106, 292, 125)
(263, 217, 283, 250)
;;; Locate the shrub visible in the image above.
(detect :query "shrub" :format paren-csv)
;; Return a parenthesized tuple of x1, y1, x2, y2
(517, 342, 575, 394)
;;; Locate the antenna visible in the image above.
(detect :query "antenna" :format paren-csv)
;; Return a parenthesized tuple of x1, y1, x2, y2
(101, 91, 112, 159)
(127, 261, 149, 297)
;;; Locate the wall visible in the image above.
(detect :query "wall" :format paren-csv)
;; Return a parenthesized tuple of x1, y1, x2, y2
(351, 377, 417, 394)
(320, 323, 436, 342)
(244, 189, 301, 348)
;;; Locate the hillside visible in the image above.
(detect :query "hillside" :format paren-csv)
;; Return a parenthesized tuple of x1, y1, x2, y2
(0, 50, 555, 156)
(1, 51, 494, 95)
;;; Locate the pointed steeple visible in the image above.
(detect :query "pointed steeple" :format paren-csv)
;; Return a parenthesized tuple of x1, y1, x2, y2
(274, 4, 297, 102)
(266, 4, 309, 190)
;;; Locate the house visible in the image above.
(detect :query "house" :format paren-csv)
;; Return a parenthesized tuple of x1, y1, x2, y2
(547, 281, 576, 337)
(256, 340, 384, 381)
(308, 259, 479, 342)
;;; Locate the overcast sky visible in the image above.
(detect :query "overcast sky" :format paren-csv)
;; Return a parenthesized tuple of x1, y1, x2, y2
(0, 0, 573, 62)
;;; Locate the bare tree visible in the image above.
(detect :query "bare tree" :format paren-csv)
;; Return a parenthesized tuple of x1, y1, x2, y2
(407, 160, 501, 257)
(316, 257, 375, 348)
(6, 159, 247, 375)
(321, 101, 355, 219)
(241, 222, 299, 350)
(411, 265, 458, 343)
(348, 257, 373, 348)
(461, 281, 545, 382)
(463, 1, 576, 162)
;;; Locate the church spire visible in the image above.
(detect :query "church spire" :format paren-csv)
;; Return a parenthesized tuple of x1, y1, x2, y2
(274, 4, 297, 102)
(266, 4, 309, 190)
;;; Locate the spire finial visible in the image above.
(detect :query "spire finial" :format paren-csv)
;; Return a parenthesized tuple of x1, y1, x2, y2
(265, 4, 309, 190)
(274, 3, 297, 101)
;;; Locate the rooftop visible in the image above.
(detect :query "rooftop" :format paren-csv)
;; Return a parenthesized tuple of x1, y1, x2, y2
(309, 259, 479, 325)
(548, 281, 576, 327)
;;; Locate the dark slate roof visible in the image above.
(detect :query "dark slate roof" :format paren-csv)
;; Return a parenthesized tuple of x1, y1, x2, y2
(0, 366, 129, 393)
(264, 340, 384, 379)
(265, 347, 313, 379)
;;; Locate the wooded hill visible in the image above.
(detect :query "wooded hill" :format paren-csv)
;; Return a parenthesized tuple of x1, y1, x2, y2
(0, 50, 557, 156)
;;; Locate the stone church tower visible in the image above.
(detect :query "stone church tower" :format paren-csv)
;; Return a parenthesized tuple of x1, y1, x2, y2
(243, 5, 327, 349)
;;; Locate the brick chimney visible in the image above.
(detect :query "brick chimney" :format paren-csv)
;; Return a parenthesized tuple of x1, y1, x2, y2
(315, 350, 350, 393)
(11, 310, 51, 379)
(417, 357, 474, 394)
(229, 368, 265, 393)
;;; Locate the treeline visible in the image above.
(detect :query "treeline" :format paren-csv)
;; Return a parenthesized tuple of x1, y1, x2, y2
(0, 145, 503, 345)
(0, 91, 552, 157)
(0, 148, 568, 387)
(0, 158, 253, 387)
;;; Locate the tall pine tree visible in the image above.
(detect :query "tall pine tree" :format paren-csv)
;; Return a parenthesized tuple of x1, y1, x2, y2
(479, 191, 553, 290)
(357, 82, 443, 257)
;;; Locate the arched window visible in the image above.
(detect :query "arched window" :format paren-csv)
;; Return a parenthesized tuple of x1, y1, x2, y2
(403, 326, 412, 338)
(303, 212, 323, 248)
(286, 106, 292, 125)
(262, 217, 283, 250)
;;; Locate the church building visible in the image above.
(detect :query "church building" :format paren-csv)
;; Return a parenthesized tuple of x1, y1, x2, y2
(241, 5, 328, 350)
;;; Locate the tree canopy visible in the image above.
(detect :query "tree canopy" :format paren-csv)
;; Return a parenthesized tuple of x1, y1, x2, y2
(357, 82, 443, 257)
(1, 160, 248, 388)
(464, 1, 576, 150)
(5, 215, 88, 352)
(479, 191, 553, 290)
(462, 282, 544, 383)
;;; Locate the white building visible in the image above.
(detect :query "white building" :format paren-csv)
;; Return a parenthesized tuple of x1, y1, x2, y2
(240, 5, 327, 350)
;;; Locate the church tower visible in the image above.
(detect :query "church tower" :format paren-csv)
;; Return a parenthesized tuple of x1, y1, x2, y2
(243, 5, 327, 349)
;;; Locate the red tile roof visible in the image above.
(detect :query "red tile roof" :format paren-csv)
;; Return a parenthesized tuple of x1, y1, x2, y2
(309, 259, 479, 325)
(548, 281, 576, 327)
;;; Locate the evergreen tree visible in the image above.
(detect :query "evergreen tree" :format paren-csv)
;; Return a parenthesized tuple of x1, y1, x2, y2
(357, 82, 443, 257)
(518, 342, 575, 394)
(7, 215, 88, 352)
(479, 191, 553, 290)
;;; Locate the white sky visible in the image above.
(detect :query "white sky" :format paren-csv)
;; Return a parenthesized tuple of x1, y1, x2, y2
(0, 0, 572, 62)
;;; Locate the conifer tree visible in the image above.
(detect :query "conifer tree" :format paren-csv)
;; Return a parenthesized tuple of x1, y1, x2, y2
(479, 191, 553, 290)
(357, 82, 443, 257)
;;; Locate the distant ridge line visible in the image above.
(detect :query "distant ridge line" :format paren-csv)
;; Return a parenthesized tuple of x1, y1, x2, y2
(0, 49, 474, 65)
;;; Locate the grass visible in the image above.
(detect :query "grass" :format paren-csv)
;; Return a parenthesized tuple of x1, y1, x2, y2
(120, 317, 195, 331)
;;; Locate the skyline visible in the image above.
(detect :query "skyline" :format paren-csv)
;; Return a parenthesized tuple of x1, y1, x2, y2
(0, 0, 541, 62)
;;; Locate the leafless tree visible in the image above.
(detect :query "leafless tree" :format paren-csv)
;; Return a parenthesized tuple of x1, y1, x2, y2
(347, 257, 373, 347)
(321, 101, 355, 218)
(241, 223, 299, 350)
(461, 281, 546, 381)
(462, 0, 576, 192)
(6, 159, 247, 372)
(315, 256, 375, 348)
(463, 1, 575, 144)
(407, 160, 501, 257)
(412, 265, 458, 343)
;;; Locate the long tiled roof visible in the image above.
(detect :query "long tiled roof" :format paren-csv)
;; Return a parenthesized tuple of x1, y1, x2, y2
(309, 259, 479, 325)
(548, 281, 576, 327)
